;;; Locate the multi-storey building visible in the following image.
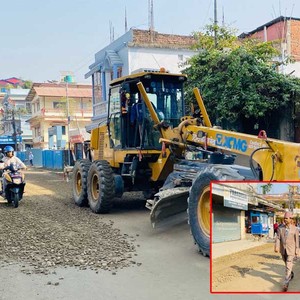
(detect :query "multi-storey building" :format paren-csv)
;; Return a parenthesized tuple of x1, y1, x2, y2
(0, 77, 23, 93)
(1, 88, 31, 151)
(26, 82, 92, 149)
(239, 16, 300, 75)
(85, 28, 197, 131)
(240, 16, 300, 142)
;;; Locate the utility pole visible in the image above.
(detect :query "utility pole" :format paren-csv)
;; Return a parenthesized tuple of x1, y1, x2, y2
(11, 109, 17, 150)
(214, 0, 218, 48)
(288, 185, 297, 212)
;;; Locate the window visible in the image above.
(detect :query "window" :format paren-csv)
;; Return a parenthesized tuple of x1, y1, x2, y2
(109, 86, 120, 114)
(117, 67, 122, 78)
(26, 102, 32, 113)
(53, 102, 66, 109)
(92, 71, 102, 105)
(251, 216, 259, 224)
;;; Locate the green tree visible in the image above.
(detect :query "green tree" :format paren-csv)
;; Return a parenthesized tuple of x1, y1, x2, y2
(184, 24, 300, 136)
(261, 184, 273, 194)
(22, 80, 33, 89)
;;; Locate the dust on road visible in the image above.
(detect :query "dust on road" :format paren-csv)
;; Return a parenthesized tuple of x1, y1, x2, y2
(0, 168, 139, 275)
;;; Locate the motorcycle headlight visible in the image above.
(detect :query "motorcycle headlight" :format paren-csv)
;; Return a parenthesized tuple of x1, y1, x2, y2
(13, 178, 21, 184)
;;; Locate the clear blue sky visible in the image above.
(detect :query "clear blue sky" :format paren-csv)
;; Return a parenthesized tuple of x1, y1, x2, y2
(1, 0, 298, 83)
(257, 183, 299, 194)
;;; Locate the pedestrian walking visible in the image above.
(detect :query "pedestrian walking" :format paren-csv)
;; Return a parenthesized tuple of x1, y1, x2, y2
(29, 151, 34, 166)
(275, 211, 299, 292)
(273, 221, 279, 238)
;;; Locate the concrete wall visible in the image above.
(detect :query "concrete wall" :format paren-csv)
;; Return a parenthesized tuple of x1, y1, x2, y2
(128, 47, 193, 74)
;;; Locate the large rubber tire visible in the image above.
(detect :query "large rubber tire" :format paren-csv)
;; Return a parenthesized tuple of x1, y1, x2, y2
(87, 160, 115, 213)
(72, 159, 92, 207)
(188, 165, 245, 257)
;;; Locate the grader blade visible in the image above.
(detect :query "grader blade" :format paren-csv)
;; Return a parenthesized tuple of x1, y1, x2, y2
(148, 187, 190, 228)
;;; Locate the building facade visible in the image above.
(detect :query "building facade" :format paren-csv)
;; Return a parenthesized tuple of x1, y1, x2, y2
(0, 77, 23, 93)
(85, 29, 197, 131)
(240, 16, 300, 75)
(240, 16, 300, 142)
(1, 88, 31, 151)
(26, 83, 92, 149)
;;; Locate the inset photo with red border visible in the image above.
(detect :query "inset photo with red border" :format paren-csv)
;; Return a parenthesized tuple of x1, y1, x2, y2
(210, 181, 300, 294)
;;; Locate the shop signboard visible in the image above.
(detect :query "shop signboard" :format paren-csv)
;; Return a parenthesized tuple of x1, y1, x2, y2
(224, 187, 248, 210)
(0, 135, 22, 144)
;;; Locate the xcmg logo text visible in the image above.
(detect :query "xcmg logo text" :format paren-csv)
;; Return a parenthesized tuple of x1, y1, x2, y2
(215, 134, 248, 152)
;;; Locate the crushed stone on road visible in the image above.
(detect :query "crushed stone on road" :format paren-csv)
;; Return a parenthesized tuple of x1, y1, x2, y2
(0, 169, 139, 275)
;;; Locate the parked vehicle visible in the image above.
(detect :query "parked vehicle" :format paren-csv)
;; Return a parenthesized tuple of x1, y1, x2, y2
(2, 163, 26, 208)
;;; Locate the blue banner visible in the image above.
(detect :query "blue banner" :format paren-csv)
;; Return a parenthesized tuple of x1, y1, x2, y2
(0, 135, 22, 144)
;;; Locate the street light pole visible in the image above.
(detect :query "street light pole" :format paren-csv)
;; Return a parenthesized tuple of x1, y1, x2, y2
(65, 80, 71, 166)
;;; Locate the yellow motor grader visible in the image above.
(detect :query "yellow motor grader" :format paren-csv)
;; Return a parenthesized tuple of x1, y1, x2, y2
(72, 69, 300, 256)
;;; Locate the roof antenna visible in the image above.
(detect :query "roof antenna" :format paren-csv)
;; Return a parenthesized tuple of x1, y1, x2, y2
(148, 0, 154, 42)
(278, 0, 282, 16)
(109, 20, 114, 42)
(125, 7, 128, 32)
(222, 6, 225, 27)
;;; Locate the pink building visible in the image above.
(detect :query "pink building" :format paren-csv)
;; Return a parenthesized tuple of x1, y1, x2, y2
(240, 16, 300, 63)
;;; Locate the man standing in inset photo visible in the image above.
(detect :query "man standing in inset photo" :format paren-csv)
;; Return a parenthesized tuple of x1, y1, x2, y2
(275, 211, 299, 292)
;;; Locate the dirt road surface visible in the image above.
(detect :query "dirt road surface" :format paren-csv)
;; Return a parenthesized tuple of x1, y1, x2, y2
(1, 168, 299, 300)
(212, 242, 300, 293)
(0, 168, 204, 300)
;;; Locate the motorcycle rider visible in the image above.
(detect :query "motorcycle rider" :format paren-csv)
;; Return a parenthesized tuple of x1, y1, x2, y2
(0, 146, 26, 197)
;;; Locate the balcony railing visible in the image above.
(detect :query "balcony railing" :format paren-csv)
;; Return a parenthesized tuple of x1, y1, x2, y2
(31, 108, 93, 119)
(33, 136, 44, 143)
(94, 102, 107, 117)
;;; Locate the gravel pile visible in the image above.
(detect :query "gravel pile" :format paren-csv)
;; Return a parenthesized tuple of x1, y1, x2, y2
(0, 169, 138, 275)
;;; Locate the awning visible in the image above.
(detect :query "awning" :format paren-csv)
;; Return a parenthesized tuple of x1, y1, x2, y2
(85, 64, 101, 79)
(85, 50, 123, 79)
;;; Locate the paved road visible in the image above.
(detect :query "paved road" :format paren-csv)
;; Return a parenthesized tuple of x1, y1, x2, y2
(0, 169, 205, 300)
(0, 169, 298, 300)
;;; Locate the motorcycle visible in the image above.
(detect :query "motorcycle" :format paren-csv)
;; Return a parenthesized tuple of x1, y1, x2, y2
(1, 162, 26, 208)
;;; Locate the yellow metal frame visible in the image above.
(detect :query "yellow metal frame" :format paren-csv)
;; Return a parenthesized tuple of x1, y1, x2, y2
(90, 77, 300, 185)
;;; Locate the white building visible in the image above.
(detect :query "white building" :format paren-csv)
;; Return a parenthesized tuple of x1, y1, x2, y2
(2, 89, 32, 150)
(85, 29, 197, 130)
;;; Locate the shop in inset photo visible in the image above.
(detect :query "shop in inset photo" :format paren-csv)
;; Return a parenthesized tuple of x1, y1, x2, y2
(211, 181, 300, 293)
